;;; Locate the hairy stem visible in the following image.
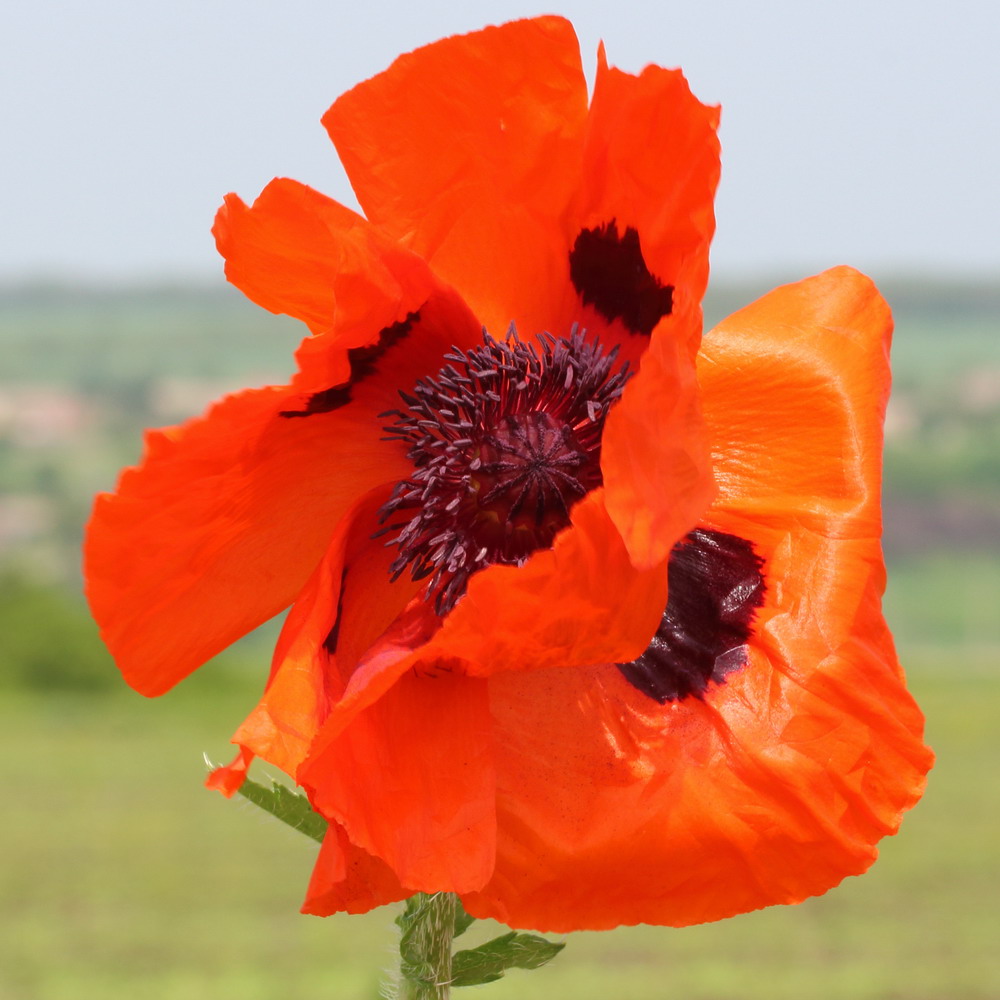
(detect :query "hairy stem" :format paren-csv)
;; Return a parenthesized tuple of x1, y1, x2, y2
(398, 893, 460, 1000)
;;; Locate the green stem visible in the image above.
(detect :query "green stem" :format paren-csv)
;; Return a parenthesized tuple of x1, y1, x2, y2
(398, 893, 460, 1000)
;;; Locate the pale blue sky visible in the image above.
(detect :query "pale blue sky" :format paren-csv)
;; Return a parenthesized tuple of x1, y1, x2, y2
(2, 0, 997, 285)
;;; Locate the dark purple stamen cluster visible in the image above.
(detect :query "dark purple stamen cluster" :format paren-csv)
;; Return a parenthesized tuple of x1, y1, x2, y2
(380, 326, 632, 613)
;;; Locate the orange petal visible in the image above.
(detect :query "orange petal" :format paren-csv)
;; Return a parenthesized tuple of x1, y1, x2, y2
(216, 177, 434, 339)
(601, 297, 715, 568)
(288, 271, 480, 397)
(87, 202, 481, 697)
(570, 46, 721, 355)
(323, 16, 588, 339)
(304, 490, 670, 772)
(290, 494, 666, 898)
(85, 383, 401, 695)
(311, 491, 669, 745)
(456, 269, 930, 931)
(205, 746, 254, 798)
(459, 612, 929, 931)
(216, 174, 482, 400)
(233, 484, 420, 777)
(301, 821, 410, 916)
(434, 489, 668, 676)
(697, 266, 894, 535)
(299, 669, 496, 895)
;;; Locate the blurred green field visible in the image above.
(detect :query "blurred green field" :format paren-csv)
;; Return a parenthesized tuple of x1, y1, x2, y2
(2, 556, 998, 1000)
(2, 282, 998, 998)
(3, 644, 995, 1000)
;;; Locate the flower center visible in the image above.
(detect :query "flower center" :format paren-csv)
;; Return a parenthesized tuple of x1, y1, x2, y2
(473, 409, 595, 556)
(380, 327, 631, 612)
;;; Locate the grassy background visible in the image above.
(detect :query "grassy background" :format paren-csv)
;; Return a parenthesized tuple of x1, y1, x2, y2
(3, 645, 995, 1000)
(2, 281, 998, 998)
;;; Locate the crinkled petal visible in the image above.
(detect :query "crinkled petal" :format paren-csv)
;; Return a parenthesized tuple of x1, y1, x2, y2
(205, 746, 255, 798)
(281, 490, 660, 913)
(215, 177, 426, 338)
(87, 195, 480, 697)
(84, 384, 400, 696)
(215, 177, 482, 381)
(455, 269, 931, 931)
(226, 485, 410, 777)
(324, 16, 588, 339)
(697, 266, 893, 536)
(242, 485, 497, 894)
(602, 298, 715, 567)
(570, 49, 720, 354)
(460, 619, 929, 931)
(300, 669, 496, 894)
(307, 489, 668, 752)
(434, 489, 668, 676)
(302, 820, 410, 916)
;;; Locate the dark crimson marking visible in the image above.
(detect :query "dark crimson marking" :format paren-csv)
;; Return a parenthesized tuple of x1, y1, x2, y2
(321, 567, 350, 655)
(569, 220, 673, 336)
(280, 311, 418, 417)
(617, 529, 765, 702)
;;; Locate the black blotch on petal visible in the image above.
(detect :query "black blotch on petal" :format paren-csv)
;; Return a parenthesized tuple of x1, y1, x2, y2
(569, 220, 673, 336)
(280, 311, 419, 418)
(617, 529, 765, 703)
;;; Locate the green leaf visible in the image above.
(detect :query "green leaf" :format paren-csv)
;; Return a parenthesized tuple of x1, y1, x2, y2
(450, 931, 565, 988)
(453, 904, 476, 938)
(396, 894, 430, 981)
(235, 773, 328, 844)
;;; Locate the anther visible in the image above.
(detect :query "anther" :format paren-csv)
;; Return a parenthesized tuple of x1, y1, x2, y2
(379, 326, 631, 613)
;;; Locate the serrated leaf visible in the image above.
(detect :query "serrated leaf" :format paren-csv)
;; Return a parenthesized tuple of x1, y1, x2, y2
(450, 931, 565, 988)
(396, 894, 432, 977)
(236, 774, 328, 844)
(453, 903, 476, 938)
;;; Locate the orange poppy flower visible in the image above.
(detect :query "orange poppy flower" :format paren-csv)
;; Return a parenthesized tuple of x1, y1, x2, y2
(84, 16, 932, 932)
